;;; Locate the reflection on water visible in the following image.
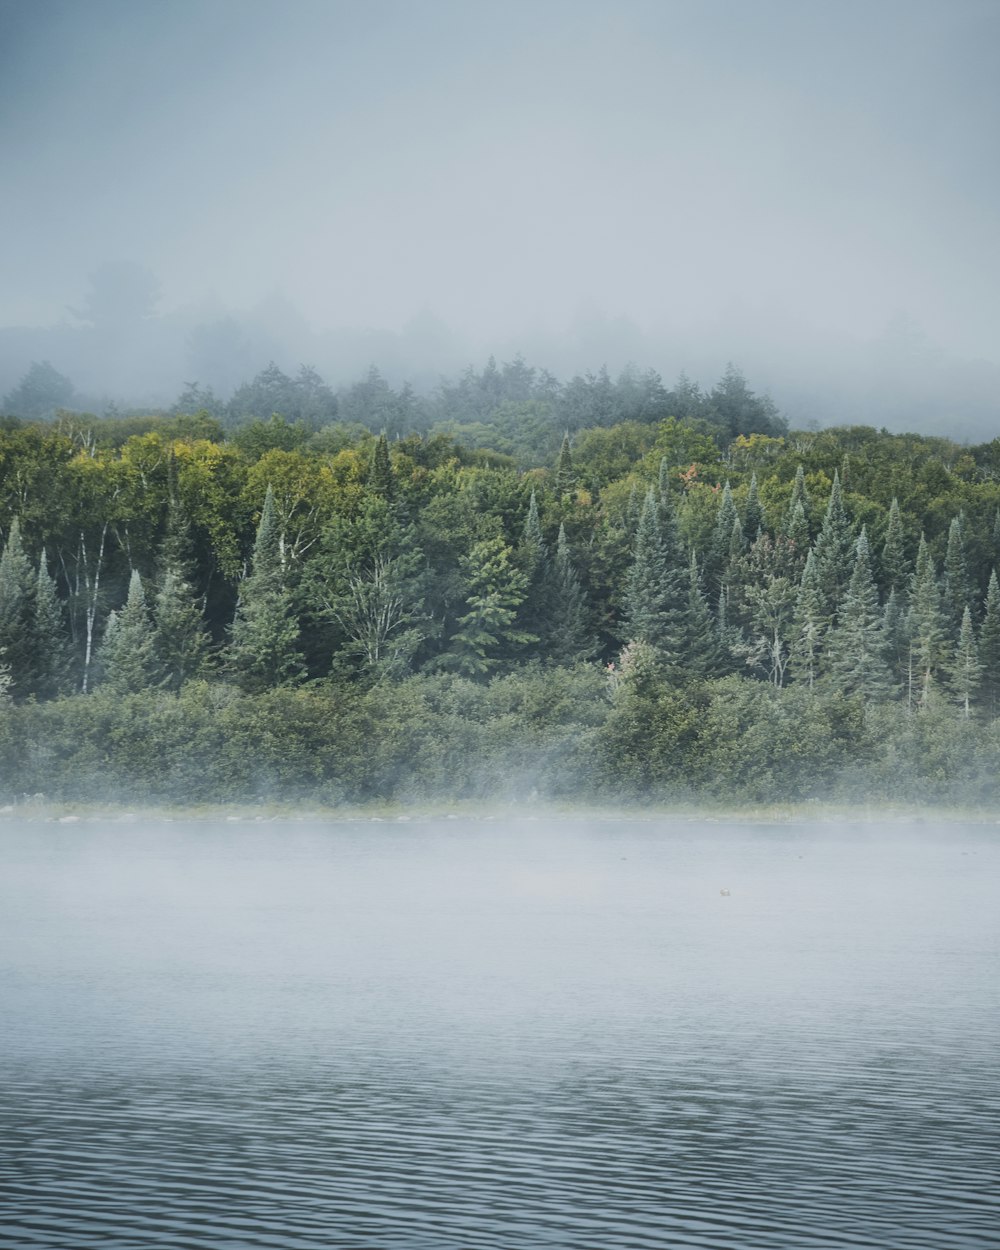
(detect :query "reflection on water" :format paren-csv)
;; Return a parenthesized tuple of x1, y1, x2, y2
(1, 816, 998, 1248)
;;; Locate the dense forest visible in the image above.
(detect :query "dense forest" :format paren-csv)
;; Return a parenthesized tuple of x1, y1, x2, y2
(2, 355, 1000, 807)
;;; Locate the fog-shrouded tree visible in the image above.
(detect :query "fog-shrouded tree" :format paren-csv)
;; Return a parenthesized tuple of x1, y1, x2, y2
(227, 485, 305, 690)
(554, 433, 576, 497)
(782, 464, 810, 537)
(369, 432, 396, 502)
(743, 472, 765, 543)
(813, 470, 854, 622)
(624, 488, 686, 657)
(906, 545, 949, 710)
(546, 524, 596, 665)
(949, 606, 981, 718)
(97, 570, 162, 695)
(825, 528, 893, 702)
(942, 515, 972, 634)
(3, 362, 76, 420)
(790, 548, 825, 690)
(977, 570, 1000, 717)
(154, 497, 211, 691)
(879, 496, 910, 595)
(33, 556, 71, 699)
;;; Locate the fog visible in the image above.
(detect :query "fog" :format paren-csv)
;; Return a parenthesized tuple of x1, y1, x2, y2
(2, 0, 999, 434)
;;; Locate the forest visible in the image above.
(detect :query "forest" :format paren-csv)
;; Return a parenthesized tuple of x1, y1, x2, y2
(2, 355, 1000, 807)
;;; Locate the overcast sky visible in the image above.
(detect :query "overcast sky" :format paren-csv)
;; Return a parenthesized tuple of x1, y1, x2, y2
(2, 0, 998, 415)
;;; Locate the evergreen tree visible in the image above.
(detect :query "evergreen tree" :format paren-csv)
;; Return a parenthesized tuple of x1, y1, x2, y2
(370, 432, 395, 502)
(812, 470, 854, 620)
(826, 528, 893, 701)
(0, 519, 37, 693)
(743, 472, 765, 542)
(682, 550, 725, 677)
(949, 606, 981, 718)
(518, 490, 550, 647)
(98, 570, 162, 694)
(942, 515, 971, 633)
(555, 433, 576, 496)
(443, 537, 532, 676)
(152, 495, 211, 691)
(657, 458, 682, 566)
(228, 486, 304, 690)
(547, 525, 596, 664)
(782, 464, 810, 537)
(625, 482, 641, 534)
(32, 556, 70, 698)
(879, 497, 910, 595)
(625, 489, 674, 646)
(785, 499, 810, 553)
(882, 587, 908, 691)
(789, 548, 825, 689)
(907, 548, 949, 709)
(978, 570, 1000, 717)
(706, 481, 739, 593)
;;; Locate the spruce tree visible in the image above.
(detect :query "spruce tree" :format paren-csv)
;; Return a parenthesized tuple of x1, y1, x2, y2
(547, 524, 595, 664)
(782, 464, 810, 536)
(812, 470, 854, 620)
(98, 570, 162, 694)
(154, 496, 210, 690)
(228, 486, 305, 690)
(32, 557, 70, 698)
(942, 515, 971, 634)
(517, 490, 550, 648)
(624, 488, 684, 653)
(682, 550, 725, 677)
(789, 548, 825, 689)
(879, 497, 910, 595)
(882, 587, 908, 691)
(978, 570, 1000, 717)
(785, 499, 810, 553)
(0, 518, 36, 693)
(555, 433, 576, 497)
(706, 481, 739, 593)
(743, 472, 765, 543)
(907, 548, 949, 709)
(949, 606, 981, 718)
(826, 528, 893, 701)
(370, 433, 395, 502)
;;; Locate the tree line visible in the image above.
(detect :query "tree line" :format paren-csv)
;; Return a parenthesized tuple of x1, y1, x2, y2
(2, 392, 1000, 804)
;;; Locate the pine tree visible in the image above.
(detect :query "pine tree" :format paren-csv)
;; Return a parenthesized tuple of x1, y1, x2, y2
(154, 496, 210, 691)
(98, 570, 162, 694)
(555, 433, 576, 497)
(879, 497, 910, 595)
(907, 548, 949, 710)
(826, 528, 893, 701)
(228, 486, 305, 690)
(812, 470, 854, 620)
(949, 606, 981, 718)
(789, 548, 825, 689)
(32, 557, 70, 698)
(0, 518, 36, 692)
(681, 550, 725, 677)
(942, 515, 971, 634)
(547, 525, 596, 664)
(706, 481, 739, 593)
(743, 472, 765, 542)
(370, 432, 395, 502)
(624, 488, 684, 653)
(978, 570, 1000, 717)
(782, 464, 810, 536)
(785, 499, 810, 553)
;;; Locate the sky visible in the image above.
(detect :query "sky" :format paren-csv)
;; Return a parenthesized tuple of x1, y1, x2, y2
(1, 0, 998, 427)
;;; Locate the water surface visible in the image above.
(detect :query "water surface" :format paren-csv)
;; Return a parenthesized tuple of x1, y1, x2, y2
(1, 815, 998, 1247)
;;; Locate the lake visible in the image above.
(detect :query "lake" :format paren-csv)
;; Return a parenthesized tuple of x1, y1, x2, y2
(1, 814, 998, 1248)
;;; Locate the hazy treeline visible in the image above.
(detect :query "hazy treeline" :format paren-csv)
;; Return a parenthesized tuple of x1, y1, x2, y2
(2, 388, 1000, 805)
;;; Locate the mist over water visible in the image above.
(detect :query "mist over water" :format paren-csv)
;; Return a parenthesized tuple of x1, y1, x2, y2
(2, 816, 998, 1248)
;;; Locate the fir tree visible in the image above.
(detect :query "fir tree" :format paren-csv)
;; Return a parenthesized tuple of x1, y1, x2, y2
(826, 528, 893, 701)
(882, 587, 908, 691)
(228, 486, 304, 690)
(518, 490, 550, 647)
(443, 537, 532, 676)
(370, 433, 395, 502)
(785, 499, 810, 553)
(907, 548, 949, 710)
(98, 570, 162, 694)
(624, 488, 684, 653)
(789, 548, 825, 689)
(32, 556, 70, 698)
(0, 518, 36, 692)
(812, 470, 854, 620)
(942, 515, 971, 633)
(555, 433, 576, 497)
(743, 472, 765, 542)
(625, 482, 641, 534)
(949, 606, 981, 718)
(547, 525, 596, 664)
(682, 550, 725, 677)
(879, 497, 910, 595)
(154, 496, 210, 691)
(978, 570, 1000, 717)
(657, 458, 682, 566)
(706, 481, 739, 593)
(782, 464, 810, 536)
